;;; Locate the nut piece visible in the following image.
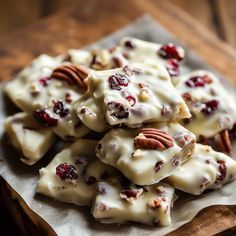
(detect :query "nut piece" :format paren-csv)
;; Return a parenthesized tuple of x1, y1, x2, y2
(215, 129, 232, 153)
(120, 188, 143, 204)
(148, 198, 162, 209)
(134, 128, 174, 151)
(51, 64, 89, 89)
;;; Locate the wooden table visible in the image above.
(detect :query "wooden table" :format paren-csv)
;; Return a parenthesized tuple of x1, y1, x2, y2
(1, 0, 236, 235)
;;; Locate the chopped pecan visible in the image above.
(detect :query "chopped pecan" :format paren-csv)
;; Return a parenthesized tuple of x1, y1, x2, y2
(134, 128, 174, 150)
(51, 64, 88, 89)
(120, 188, 143, 203)
(215, 129, 232, 153)
(148, 198, 162, 209)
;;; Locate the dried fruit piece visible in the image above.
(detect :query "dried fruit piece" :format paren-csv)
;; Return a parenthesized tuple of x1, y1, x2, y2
(39, 77, 50, 87)
(51, 64, 88, 89)
(33, 109, 58, 126)
(154, 160, 164, 172)
(107, 101, 129, 119)
(120, 188, 143, 203)
(185, 75, 212, 88)
(124, 40, 136, 49)
(158, 43, 183, 61)
(201, 99, 219, 116)
(53, 100, 69, 117)
(166, 59, 180, 76)
(215, 160, 226, 184)
(108, 73, 129, 90)
(56, 163, 78, 181)
(125, 96, 136, 107)
(134, 128, 174, 150)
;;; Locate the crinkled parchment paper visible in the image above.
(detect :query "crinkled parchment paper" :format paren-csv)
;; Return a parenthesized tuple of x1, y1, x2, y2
(1, 15, 236, 236)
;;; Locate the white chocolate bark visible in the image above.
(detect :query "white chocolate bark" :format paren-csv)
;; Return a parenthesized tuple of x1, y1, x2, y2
(92, 178, 175, 226)
(175, 70, 236, 138)
(37, 139, 117, 206)
(4, 112, 55, 165)
(89, 62, 190, 127)
(4, 54, 90, 140)
(96, 123, 196, 185)
(73, 92, 108, 133)
(168, 144, 236, 195)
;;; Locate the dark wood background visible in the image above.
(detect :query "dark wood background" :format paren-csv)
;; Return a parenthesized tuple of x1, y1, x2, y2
(1, 0, 236, 49)
(1, 0, 236, 235)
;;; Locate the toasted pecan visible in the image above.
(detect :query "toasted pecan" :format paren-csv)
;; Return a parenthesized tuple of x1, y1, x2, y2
(134, 128, 174, 151)
(51, 64, 89, 89)
(215, 129, 232, 153)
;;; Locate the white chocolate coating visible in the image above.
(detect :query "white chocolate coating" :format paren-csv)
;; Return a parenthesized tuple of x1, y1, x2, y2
(96, 123, 196, 185)
(168, 143, 236, 195)
(4, 112, 55, 165)
(89, 62, 190, 127)
(37, 139, 117, 206)
(175, 70, 236, 138)
(4, 54, 91, 140)
(92, 178, 175, 226)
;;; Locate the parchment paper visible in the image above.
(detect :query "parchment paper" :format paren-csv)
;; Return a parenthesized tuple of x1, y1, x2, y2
(1, 15, 236, 236)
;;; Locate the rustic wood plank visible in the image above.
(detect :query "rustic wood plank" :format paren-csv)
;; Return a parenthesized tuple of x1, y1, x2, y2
(0, 0, 41, 35)
(0, 0, 236, 235)
(168, 0, 218, 36)
(214, 0, 236, 48)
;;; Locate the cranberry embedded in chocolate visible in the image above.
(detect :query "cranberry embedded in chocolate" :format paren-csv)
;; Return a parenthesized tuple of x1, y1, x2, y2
(158, 43, 183, 61)
(107, 101, 129, 119)
(56, 163, 78, 181)
(108, 73, 129, 90)
(85, 176, 97, 185)
(39, 77, 50, 87)
(125, 96, 136, 107)
(215, 160, 226, 184)
(201, 99, 219, 116)
(124, 40, 135, 49)
(172, 156, 179, 167)
(166, 59, 180, 76)
(185, 75, 213, 88)
(53, 100, 69, 117)
(182, 92, 192, 101)
(120, 188, 141, 198)
(154, 160, 164, 172)
(33, 109, 58, 126)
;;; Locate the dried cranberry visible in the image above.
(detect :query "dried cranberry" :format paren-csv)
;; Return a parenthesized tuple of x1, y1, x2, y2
(182, 92, 192, 101)
(65, 92, 73, 103)
(215, 160, 226, 184)
(39, 77, 50, 86)
(154, 161, 164, 172)
(124, 40, 135, 49)
(166, 59, 180, 76)
(125, 96, 136, 107)
(108, 73, 129, 90)
(53, 100, 69, 117)
(201, 100, 219, 116)
(33, 109, 58, 126)
(107, 101, 129, 119)
(185, 75, 212, 88)
(172, 156, 179, 167)
(85, 176, 97, 185)
(56, 163, 78, 181)
(120, 189, 140, 198)
(158, 44, 183, 61)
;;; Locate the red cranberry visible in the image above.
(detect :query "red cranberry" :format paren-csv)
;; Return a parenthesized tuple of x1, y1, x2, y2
(39, 77, 50, 86)
(124, 40, 135, 49)
(172, 156, 179, 167)
(125, 96, 136, 107)
(107, 101, 129, 119)
(85, 176, 97, 185)
(158, 44, 183, 61)
(108, 73, 129, 90)
(182, 92, 192, 101)
(53, 100, 69, 117)
(185, 75, 212, 88)
(33, 109, 58, 126)
(215, 160, 226, 184)
(166, 59, 180, 76)
(56, 163, 78, 181)
(65, 92, 73, 103)
(120, 189, 140, 198)
(154, 161, 164, 172)
(201, 100, 219, 116)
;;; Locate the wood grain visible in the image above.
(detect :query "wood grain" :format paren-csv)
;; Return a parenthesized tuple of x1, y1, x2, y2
(1, 0, 236, 235)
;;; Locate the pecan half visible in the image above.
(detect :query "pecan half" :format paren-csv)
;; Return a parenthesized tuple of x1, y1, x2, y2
(51, 64, 88, 89)
(134, 128, 174, 150)
(215, 129, 232, 153)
